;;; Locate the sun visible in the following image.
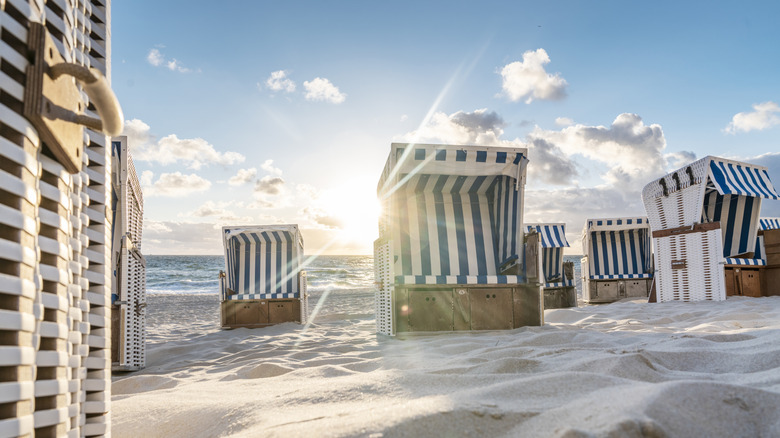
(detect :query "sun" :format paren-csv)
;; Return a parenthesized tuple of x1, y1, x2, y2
(313, 182, 382, 253)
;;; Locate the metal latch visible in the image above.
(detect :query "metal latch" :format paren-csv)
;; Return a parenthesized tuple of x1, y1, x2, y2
(24, 23, 123, 173)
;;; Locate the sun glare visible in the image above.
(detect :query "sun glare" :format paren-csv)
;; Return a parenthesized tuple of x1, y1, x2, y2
(314, 183, 381, 253)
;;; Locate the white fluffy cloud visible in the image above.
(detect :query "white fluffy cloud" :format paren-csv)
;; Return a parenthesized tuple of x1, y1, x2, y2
(528, 113, 667, 189)
(123, 119, 245, 169)
(143, 172, 211, 197)
(500, 48, 568, 104)
(228, 168, 257, 186)
(183, 201, 253, 223)
(303, 77, 346, 104)
(555, 117, 574, 127)
(260, 159, 283, 175)
(264, 70, 296, 92)
(146, 48, 191, 73)
(724, 101, 780, 134)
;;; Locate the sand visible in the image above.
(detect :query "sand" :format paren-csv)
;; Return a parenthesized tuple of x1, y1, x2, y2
(111, 289, 780, 437)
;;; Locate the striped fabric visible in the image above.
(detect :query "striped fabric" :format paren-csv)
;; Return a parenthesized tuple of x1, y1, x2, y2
(379, 144, 527, 192)
(702, 190, 760, 257)
(588, 218, 646, 228)
(224, 229, 301, 299)
(393, 174, 522, 279)
(588, 229, 652, 278)
(395, 275, 525, 285)
(755, 235, 764, 260)
(526, 224, 569, 284)
(545, 279, 574, 288)
(725, 258, 766, 266)
(525, 224, 569, 248)
(709, 159, 780, 200)
(760, 218, 780, 230)
(591, 273, 653, 280)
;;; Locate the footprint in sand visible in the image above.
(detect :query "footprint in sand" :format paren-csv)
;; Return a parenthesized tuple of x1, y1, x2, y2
(223, 363, 293, 380)
(112, 375, 179, 395)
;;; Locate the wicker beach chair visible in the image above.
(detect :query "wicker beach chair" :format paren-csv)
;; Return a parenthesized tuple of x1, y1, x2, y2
(219, 225, 308, 328)
(0, 2, 122, 435)
(374, 143, 543, 335)
(642, 157, 780, 301)
(580, 218, 654, 303)
(525, 223, 576, 308)
(110, 136, 146, 371)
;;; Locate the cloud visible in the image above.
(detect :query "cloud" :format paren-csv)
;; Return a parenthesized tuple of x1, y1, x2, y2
(528, 113, 667, 189)
(147, 49, 164, 66)
(146, 48, 192, 73)
(500, 48, 568, 104)
(397, 108, 579, 185)
(303, 77, 346, 104)
(123, 118, 245, 169)
(264, 70, 296, 93)
(724, 101, 780, 134)
(664, 151, 697, 169)
(143, 221, 223, 255)
(255, 176, 285, 196)
(302, 207, 344, 229)
(183, 201, 254, 223)
(399, 108, 506, 145)
(228, 168, 257, 186)
(143, 172, 211, 197)
(555, 117, 574, 127)
(260, 159, 283, 176)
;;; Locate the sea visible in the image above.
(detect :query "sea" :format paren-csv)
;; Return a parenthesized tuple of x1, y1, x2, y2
(145, 255, 583, 296)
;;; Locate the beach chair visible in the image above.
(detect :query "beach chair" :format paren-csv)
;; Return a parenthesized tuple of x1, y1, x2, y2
(525, 223, 576, 308)
(374, 143, 543, 335)
(110, 136, 147, 371)
(642, 156, 780, 302)
(219, 225, 309, 328)
(580, 218, 654, 303)
(757, 218, 780, 297)
(0, 4, 122, 436)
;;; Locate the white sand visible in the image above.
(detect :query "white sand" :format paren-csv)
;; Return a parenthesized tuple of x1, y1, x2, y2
(112, 290, 780, 437)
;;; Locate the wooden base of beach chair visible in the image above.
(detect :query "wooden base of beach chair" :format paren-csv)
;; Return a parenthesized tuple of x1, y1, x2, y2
(392, 284, 542, 333)
(724, 267, 762, 297)
(584, 278, 652, 304)
(221, 299, 302, 328)
(543, 286, 576, 309)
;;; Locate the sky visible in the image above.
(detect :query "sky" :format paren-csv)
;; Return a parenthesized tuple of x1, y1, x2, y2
(111, 1, 780, 255)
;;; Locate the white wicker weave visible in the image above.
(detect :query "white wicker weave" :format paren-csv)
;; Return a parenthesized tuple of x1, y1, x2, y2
(642, 156, 778, 303)
(0, 0, 114, 436)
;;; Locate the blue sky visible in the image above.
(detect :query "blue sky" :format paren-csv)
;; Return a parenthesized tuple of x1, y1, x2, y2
(111, 1, 780, 255)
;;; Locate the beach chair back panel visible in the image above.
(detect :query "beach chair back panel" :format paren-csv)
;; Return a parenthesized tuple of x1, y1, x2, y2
(1, 1, 114, 434)
(588, 229, 652, 278)
(394, 174, 512, 277)
(702, 191, 761, 258)
(227, 231, 300, 298)
(654, 228, 726, 302)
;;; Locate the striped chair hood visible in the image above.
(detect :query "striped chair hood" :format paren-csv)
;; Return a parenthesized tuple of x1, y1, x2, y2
(525, 223, 569, 284)
(380, 143, 529, 285)
(223, 225, 303, 299)
(582, 217, 652, 279)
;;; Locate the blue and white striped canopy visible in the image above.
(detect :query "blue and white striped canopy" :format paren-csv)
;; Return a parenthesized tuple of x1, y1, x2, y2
(223, 226, 303, 299)
(709, 159, 780, 200)
(525, 223, 569, 248)
(583, 218, 652, 279)
(760, 218, 780, 230)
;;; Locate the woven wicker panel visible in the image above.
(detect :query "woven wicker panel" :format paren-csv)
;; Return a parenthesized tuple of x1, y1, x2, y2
(654, 228, 726, 302)
(0, 4, 42, 435)
(374, 241, 393, 335)
(644, 183, 705, 232)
